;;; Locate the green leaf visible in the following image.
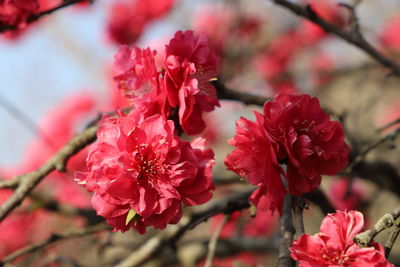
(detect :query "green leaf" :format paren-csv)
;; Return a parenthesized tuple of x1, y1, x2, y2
(125, 209, 137, 225)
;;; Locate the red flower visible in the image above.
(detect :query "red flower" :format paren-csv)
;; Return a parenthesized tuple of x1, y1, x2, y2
(328, 178, 365, 211)
(225, 94, 349, 213)
(113, 45, 168, 118)
(256, 31, 301, 80)
(107, 0, 175, 45)
(379, 17, 400, 51)
(299, 0, 347, 45)
(291, 210, 393, 267)
(164, 30, 220, 135)
(76, 110, 215, 233)
(0, 0, 38, 27)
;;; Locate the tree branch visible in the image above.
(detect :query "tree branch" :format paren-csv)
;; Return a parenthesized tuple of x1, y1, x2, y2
(271, 0, 400, 76)
(276, 195, 295, 267)
(354, 206, 400, 247)
(385, 217, 400, 258)
(291, 196, 306, 240)
(0, 125, 98, 222)
(212, 79, 269, 106)
(115, 190, 252, 267)
(303, 188, 335, 215)
(204, 214, 229, 267)
(0, 223, 110, 265)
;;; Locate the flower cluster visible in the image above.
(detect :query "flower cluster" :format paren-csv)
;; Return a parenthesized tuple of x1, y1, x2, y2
(291, 210, 393, 267)
(113, 30, 220, 135)
(76, 110, 215, 233)
(0, 0, 39, 28)
(225, 93, 350, 213)
(107, 0, 175, 45)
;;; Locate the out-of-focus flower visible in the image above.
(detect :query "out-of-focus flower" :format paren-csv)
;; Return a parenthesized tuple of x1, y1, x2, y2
(0, 0, 38, 27)
(106, 0, 175, 45)
(300, 0, 347, 45)
(225, 94, 349, 213)
(192, 6, 234, 53)
(327, 178, 365, 211)
(37, 0, 61, 12)
(291, 210, 393, 267)
(256, 31, 300, 80)
(379, 17, 400, 52)
(76, 110, 215, 233)
(164, 30, 220, 134)
(310, 51, 334, 87)
(16, 92, 96, 208)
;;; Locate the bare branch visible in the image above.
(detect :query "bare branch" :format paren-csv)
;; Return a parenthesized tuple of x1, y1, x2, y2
(0, 125, 98, 222)
(204, 214, 229, 267)
(377, 118, 400, 133)
(276, 195, 295, 267)
(354, 206, 400, 247)
(212, 79, 269, 106)
(0, 223, 110, 265)
(348, 127, 400, 171)
(385, 217, 400, 258)
(303, 188, 335, 215)
(291, 196, 306, 240)
(271, 0, 400, 76)
(115, 190, 252, 267)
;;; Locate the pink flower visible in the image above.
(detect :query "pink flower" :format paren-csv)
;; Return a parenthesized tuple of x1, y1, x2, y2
(299, 0, 347, 45)
(379, 17, 400, 51)
(37, 0, 62, 12)
(328, 178, 365, 211)
(0, 0, 38, 27)
(15, 92, 96, 208)
(106, 0, 175, 45)
(164, 30, 220, 135)
(256, 31, 301, 80)
(76, 110, 215, 233)
(291, 210, 393, 267)
(225, 94, 349, 213)
(113, 45, 169, 118)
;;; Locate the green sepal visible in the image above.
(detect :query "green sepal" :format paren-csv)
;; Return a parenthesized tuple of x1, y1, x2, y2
(125, 209, 137, 225)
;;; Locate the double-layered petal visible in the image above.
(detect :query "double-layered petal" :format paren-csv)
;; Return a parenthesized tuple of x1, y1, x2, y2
(76, 110, 215, 233)
(291, 210, 393, 267)
(164, 30, 220, 134)
(225, 94, 349, 213)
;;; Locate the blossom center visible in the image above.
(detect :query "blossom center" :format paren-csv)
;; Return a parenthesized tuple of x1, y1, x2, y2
(321, 249, 350, 265)
(130, 143, 168, 183)
(294, 119, 316, 133)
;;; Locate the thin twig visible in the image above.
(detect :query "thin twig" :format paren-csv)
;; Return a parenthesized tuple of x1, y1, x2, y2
(0, 93, 55, 149)
(211, 79, 270, 106)
(29, 192, 103, 225)
(271, 0, 400, 76)
(276, 195, 295, 267)
(291, 196, 306, 240)
(354, 206, 400, 247)
(377, 118, 400, 133)
(347, 127, 400, 171)
(303, 188, 335, 215)
(204, 215, 230, 267)
(0, 223, 110, 265)
(0, 125, 98, 222)
(385, 217, 400, 258)
(115, 190, 252, 267)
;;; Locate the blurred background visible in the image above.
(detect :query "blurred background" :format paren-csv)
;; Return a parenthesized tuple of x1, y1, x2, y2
(0, 0, 400, 266)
